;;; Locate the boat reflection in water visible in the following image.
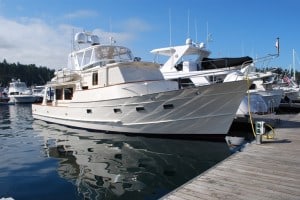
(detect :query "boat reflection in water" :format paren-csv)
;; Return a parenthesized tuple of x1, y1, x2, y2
(33, 120, 231, 200)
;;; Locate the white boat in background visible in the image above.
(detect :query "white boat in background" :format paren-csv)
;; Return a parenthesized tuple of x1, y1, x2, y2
(8, 79, 38, 103)
(274, 49, 300, 103)
(32, 31, 248, 137)
(151, 38, 283, 116)
(151, 38, 252, 87)
(237, 66, 284, 114)
(272, 74, 300, 104)
(250, 80, 283, 113)
(32, 85, 46, 103)
(236, 94, 268, 116)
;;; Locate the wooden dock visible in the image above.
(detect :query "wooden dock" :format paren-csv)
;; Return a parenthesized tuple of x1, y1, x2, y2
(160, 113, 300, 200)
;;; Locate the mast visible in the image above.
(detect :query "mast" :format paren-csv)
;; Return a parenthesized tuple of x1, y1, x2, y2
(169, 8, 172, 46)
(187, 9, 190, 38)
(293, 49, 296, 81)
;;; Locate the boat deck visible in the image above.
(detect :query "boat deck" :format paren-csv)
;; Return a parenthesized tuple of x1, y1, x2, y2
(160, 113, 300, 200)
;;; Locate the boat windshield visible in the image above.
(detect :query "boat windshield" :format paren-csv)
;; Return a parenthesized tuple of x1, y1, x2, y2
(95, 45, 133, 61)
(10, 82, 27, 89)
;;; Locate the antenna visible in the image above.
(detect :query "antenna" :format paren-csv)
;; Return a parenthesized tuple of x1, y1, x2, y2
(169, 8, 172, 46)
(206, 22, 208, 45)
(194, 19, 198, 43)
(206, 22, 212, 48)
(109, 17, 112, 33)
(187, 9, 190, 38)
(293, 49, 296, 80)
(71, 28, 75, 51)
(275, 37, 280, 56)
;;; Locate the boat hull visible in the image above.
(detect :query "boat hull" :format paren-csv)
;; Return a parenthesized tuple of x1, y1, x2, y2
(254, 89, 283, 111)
(9, 95, 38, 103)
(32, 80, 247, 135)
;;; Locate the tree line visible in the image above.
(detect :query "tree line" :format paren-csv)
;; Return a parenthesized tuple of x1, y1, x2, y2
(0, 59, 55, 87)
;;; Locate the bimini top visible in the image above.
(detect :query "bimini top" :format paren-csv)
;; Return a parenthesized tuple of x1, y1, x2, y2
(202, 56, 253, 69)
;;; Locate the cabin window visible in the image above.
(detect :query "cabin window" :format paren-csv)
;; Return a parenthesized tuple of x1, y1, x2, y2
(163, 104, 174, 109)
(56, 88, 63, 100)
(209, 76, 216, 83)
(113, 108, 122, 114)
(64, 88, 73, 100)
(10, 92, 19, 95)
(177, 78, 194, 88)
(136, 106, 145, 112)
(86, 109, 92, 114)
(92, 72, 98, 85)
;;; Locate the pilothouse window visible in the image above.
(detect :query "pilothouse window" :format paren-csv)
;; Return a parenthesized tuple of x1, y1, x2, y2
(163, 104, 174, 109)
(64, 88, 73, 100)
(92, 72, 98, 85)
(56, 87, 73, 100)
(113, 108, 122, 114)
(56, 88, 63, 100)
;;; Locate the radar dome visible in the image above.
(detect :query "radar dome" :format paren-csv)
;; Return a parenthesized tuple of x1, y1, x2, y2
(185, 38, 192, 45)
(90, 35, 100, 45)
(75, 32, 87, 44)
(199, 42, 205, 48)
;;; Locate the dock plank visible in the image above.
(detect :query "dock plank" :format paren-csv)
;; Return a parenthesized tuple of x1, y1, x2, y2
(160, 114, 300, 200)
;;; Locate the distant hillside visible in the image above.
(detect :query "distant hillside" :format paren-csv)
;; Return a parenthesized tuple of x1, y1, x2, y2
(0, 59, 55, 87)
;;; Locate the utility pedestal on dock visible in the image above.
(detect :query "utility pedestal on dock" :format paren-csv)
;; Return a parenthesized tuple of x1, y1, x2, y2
(255, 121, 265, 144)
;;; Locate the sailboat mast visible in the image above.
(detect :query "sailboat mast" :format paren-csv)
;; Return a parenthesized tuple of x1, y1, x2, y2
(293, 49, 296, 81)
(169, 8, 172, 46)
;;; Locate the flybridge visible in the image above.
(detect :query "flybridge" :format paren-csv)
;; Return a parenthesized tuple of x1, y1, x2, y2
(151, 38, 211, 73)
(67, 32, 134, 70)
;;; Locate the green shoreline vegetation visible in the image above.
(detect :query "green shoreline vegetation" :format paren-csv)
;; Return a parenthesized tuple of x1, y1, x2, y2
(0, 59, 55, 87)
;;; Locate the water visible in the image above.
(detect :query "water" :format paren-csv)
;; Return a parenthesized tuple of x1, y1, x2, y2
(0, 104, 231, 200)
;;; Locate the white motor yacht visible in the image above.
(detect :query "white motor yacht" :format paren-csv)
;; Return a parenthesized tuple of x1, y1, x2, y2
(151, 38, 282, 116)
(32, 32, 248, 136)
(8, 79, 38, 103)
(233, 66, 284, 114)
(274, 74, 300, 103)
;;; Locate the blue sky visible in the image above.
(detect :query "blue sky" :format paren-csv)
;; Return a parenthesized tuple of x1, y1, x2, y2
(0, 0, 299, 70)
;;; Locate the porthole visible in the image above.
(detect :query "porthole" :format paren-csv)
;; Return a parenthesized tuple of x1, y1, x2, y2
(163, 104, 174, 109)
(136, 106, 145, 112)
(114, 108, 122, 114)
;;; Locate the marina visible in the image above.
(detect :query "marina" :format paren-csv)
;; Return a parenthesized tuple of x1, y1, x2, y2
(1, 30, 300, 200)
(1, 1, 300, 200)
(160, 113, 300, 200)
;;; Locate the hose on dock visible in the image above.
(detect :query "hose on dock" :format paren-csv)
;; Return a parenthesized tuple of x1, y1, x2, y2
(246, 77, 257, 138)
(263, 123, 276, 139)
(245, 77, 276, 140)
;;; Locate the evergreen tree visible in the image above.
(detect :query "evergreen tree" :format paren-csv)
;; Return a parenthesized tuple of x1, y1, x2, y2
(0, 59, 55, 87)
